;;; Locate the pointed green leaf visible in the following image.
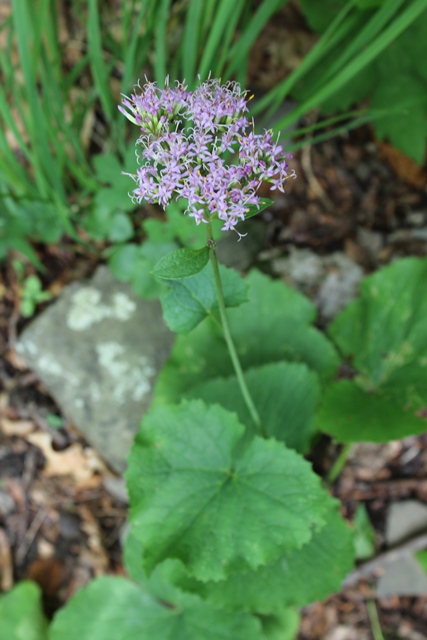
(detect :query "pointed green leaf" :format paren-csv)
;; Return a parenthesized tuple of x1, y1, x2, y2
(49, 575, 263, 640)
(189, 362, 320, 453)
(160, 263, 247, 333)
(184, 506, 354, 612)
(0, 581, 48, 640)
(152, 247, 209, 279)
(126, 400, 330, 581)
(353, 503, 375, 560)
(244, 197, 274, 221)
(320, 257, 427, 443)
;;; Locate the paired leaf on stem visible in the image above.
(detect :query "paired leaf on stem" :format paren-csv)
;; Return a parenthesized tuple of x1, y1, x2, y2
(159, 263, 248, 333)
(152, 246, 209, 279)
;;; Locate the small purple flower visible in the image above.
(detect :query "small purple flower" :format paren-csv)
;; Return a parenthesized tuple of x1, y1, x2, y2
(119, 77, 295, 233)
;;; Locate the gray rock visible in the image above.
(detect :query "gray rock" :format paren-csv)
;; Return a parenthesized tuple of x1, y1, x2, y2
(385, 500, 427, 547)
(356, 227, 384, 261)
(104, 476, 129, 504)
(376, 554, 427, 597)
(16, 266, 175, 473)
(315, 253, 363, 321)
(273, 248, 325, 292)
(272, 249, 364, 321)
(406, 211, 425, 228)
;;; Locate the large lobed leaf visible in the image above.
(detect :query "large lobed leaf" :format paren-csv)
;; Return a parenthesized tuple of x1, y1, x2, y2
(123, 506, 353, 619)
(126, 400, 330, 582)
(318, 257, 427, 442)
(49, 573, 263, 640)
(188, 362, 320, 453)
(183, 505, 354, 612)
(0, 581, 48, 640)
(154, 270, 339, 405)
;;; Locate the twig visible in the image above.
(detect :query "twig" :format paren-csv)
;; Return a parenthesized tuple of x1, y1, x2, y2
(0, 528, 13, 590)
(343, 530, 427, 588)
(16, 508, 48, 564)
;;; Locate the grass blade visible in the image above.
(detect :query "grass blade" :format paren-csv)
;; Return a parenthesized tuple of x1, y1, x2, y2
(224, 0, 287, 79)
(88, 0, 115, 121)
(154, 0, 172, 83)
(271, 0, 427, 133)
(198, 0, 245, 80)
(182, 0, 204, 81)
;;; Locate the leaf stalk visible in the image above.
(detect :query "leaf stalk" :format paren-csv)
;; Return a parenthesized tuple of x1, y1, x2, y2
(206, 222, 265, 437)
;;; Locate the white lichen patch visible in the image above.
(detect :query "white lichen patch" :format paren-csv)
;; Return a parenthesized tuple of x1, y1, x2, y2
(112, 293, 137, 320)
(67, 287, 136, 331)
(95, 341, 156, 403)
(96, 342, 127, 377)
(37, 354, 79, 385)
(16, 340, 39, 356)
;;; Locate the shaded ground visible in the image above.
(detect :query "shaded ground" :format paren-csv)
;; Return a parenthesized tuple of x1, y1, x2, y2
(1, 2, 427, 638)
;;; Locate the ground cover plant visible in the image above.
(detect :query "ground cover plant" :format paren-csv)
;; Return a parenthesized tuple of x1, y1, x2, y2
(2, 76, 427, 640)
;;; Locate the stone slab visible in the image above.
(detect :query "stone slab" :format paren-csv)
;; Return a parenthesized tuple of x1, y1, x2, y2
(386, 500, 427, 547)
(16, 266, 175, 473)
(376, 554, 427, 597)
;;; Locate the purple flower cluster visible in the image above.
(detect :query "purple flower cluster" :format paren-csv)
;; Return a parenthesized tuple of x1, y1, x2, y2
(119, 77, 295, 233)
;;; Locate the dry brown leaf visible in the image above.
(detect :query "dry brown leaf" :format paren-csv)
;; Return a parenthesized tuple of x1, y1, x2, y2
(379, 142, 427, 189)
(78, 505, 109, 577)
(26, 432, 103, 487)
(0, 417, 35, 437)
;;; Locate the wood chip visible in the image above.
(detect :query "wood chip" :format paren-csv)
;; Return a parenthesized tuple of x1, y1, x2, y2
(0, 527, 13, 591)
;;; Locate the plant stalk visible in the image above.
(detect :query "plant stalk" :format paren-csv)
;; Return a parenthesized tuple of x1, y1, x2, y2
(326, 442, 353, 485)
(367, 600, 385, 640)
(206, 222, 265, 437)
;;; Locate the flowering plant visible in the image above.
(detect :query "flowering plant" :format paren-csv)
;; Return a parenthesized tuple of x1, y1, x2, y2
(119, 78, 295, 233)
(5, 79, 360, 640)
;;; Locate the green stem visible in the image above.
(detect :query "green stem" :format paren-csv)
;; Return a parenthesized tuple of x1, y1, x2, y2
(326, 442, 352, 485)
(206, 222, 265, 437)
(367, 600, 385, 640)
